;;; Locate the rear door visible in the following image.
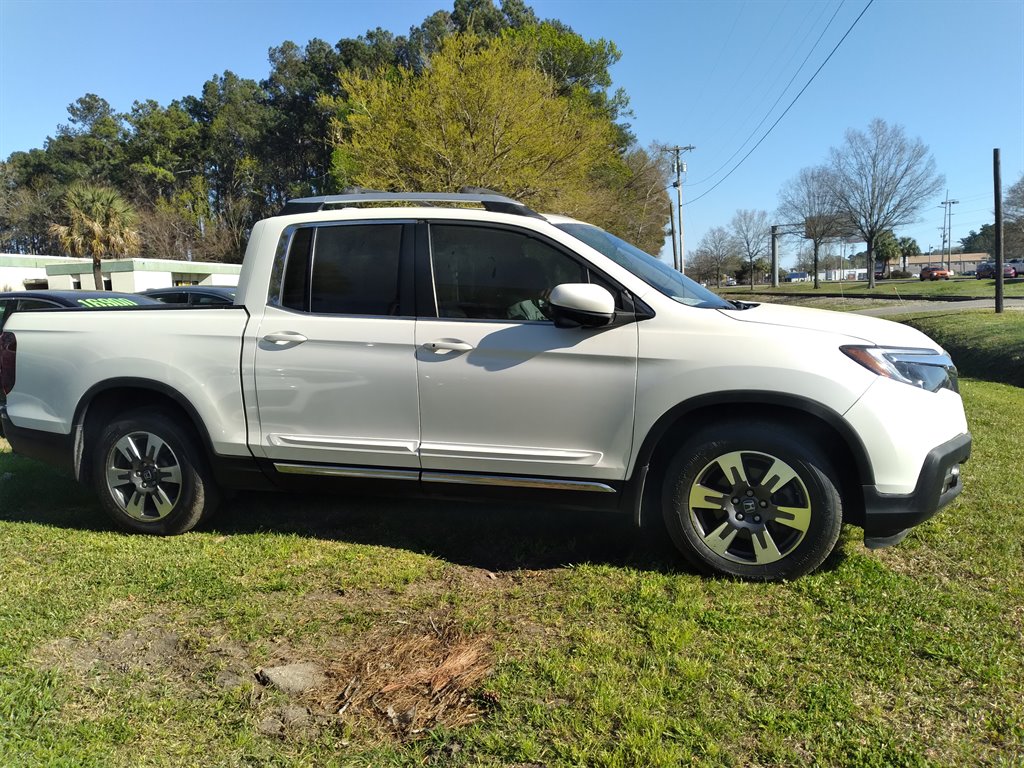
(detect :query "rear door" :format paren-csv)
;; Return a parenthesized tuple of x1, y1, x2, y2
(250, 221, 421, 473)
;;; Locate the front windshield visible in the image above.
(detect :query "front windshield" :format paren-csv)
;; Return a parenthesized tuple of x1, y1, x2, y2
(555, 222, 733, 309)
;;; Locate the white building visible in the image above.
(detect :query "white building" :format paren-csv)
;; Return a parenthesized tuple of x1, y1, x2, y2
(0, 254, 240, 292)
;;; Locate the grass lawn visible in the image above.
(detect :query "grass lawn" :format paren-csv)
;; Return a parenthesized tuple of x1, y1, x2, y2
(894, 311, 1024, 388)
(721, 276, 1024, 300)
(1, 376, 1022, 767)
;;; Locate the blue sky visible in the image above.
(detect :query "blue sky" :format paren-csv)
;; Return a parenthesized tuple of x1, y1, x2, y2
(1, 0, 1022, 266)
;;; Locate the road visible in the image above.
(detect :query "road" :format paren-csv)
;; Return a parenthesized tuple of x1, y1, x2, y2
(854, 298, 1024, 316)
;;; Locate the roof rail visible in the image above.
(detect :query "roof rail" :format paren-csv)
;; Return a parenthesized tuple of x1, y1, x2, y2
(277, 188, 544, 219)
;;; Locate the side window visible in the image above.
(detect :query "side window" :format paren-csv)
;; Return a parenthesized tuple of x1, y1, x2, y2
(194, 294, 229, 306)
(151, 292, 187, 304)
(16, 299, 60, 311)
(281, 224, 403, 315)
(430, 225, 587, 321)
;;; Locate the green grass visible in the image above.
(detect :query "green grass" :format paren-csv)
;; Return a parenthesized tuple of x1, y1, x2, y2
(721, 276, 1024, 299)
(2, 380, 1023, 766)
(893, 311, 1024, 388)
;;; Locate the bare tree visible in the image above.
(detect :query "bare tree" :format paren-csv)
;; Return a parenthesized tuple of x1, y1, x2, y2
(696, 225, 737, 287)
(731, 209, 770, 288)
(827, 119, 944, 288)
(777, 165, 844, 289)
(687, 246, 718, 286)
(1004, 172, 1024, 259)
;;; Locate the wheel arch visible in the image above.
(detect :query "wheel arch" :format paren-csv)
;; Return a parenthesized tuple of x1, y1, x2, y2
(633, 391, 872, 528)
(72, 378, 216, 487)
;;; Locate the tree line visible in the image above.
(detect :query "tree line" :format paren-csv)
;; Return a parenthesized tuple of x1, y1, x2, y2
(0, 0, 672, 267)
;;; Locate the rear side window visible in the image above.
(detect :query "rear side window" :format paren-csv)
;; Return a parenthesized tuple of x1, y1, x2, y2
(16, 299, 60, 311)
(149, 292, 187, 304)
(280, 224, 403, 315)
(194, 294, 231, 306)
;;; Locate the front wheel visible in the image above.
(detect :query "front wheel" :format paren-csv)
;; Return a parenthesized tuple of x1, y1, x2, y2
(91, 410, 219, 535)
(662, 422, 843, 581)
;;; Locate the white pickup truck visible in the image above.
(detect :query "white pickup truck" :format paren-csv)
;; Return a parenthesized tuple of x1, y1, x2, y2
(0, 191, 971, 580)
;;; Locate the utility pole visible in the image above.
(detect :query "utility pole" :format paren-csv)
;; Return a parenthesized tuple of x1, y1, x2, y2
(994, 148, 1004, 314)
(770, 226, 780, 287)
(939, 193, 959, 271)
(667, 200, 678, 270)
(664, 145, 695, 273)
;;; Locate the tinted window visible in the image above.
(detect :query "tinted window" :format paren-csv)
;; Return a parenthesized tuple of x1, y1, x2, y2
(194, 293, 232, 306)
(280, 224, 403, 315)
(430, 225, 587, 321)
(281, 227, 313, 310)
(17, 299, 61, 311)
(149, 292, 187, 304)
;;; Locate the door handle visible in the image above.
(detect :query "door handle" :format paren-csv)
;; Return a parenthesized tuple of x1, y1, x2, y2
(423, 339, 474, 353)
(262, 331, 308, 345)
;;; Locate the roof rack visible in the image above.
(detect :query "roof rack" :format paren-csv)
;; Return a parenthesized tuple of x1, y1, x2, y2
(277, 188, 544, 219)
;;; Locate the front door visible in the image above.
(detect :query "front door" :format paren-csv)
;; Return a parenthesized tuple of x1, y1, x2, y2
(415, 223, 638, 482)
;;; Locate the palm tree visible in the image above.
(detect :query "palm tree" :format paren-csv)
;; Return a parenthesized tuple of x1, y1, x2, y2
(49, 184, 140, 289)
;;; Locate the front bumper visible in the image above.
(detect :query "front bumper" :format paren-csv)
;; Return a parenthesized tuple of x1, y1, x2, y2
(861, 432, 972, 548)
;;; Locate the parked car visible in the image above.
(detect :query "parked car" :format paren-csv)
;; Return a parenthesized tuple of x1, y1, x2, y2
(1, 190, 971, 582)
(0, 290, 159, 332)
(975, 263, 1017, 279)
(139, 286, 236, 305)
(1007, 259, 1024, 275)
(919, 266, 951, 281)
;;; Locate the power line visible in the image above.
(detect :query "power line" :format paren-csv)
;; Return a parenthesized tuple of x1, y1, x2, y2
(685, 0, 875, 207)
(689, 0, 846, 188)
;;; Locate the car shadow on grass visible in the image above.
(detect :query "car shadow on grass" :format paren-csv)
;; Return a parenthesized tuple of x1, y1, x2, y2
(0, 452, 848, 577)
(211, 490, 849, 577)
(212, 489, 688, 575)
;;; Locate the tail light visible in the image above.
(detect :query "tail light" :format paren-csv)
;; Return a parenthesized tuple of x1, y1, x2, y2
(0, 332, 15, 396)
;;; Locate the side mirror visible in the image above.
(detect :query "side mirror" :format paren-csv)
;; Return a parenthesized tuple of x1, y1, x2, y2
(548, 284, 615, 329)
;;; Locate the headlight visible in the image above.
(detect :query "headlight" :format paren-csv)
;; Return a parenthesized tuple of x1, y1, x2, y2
(841, 346, 959, 393)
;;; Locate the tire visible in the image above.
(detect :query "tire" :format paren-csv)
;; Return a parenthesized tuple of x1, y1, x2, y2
(91, 409, 219, 535)
(662, 422, 843, 581)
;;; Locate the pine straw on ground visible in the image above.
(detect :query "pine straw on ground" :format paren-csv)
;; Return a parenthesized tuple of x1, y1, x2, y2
(317, 615, 495, 739)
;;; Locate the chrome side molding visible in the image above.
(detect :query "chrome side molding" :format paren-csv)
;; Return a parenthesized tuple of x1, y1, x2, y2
(273, 464, 419, 482)
(271, 463, 616, 493)
(422, 472, 615, 493)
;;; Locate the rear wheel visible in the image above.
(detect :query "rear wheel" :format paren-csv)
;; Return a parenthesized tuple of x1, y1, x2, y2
(662, 422, 843, 581)
(91, 410, 219, 535)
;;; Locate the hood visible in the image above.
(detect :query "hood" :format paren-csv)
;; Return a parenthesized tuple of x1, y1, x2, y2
(717, 302, 942, 349)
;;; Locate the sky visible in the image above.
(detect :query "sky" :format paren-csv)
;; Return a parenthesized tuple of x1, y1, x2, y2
(1, 0, 1022, 267)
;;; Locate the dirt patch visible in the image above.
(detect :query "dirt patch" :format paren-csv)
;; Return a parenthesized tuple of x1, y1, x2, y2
(34, 608, 213, 682)
(32, 599, 497, 745)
